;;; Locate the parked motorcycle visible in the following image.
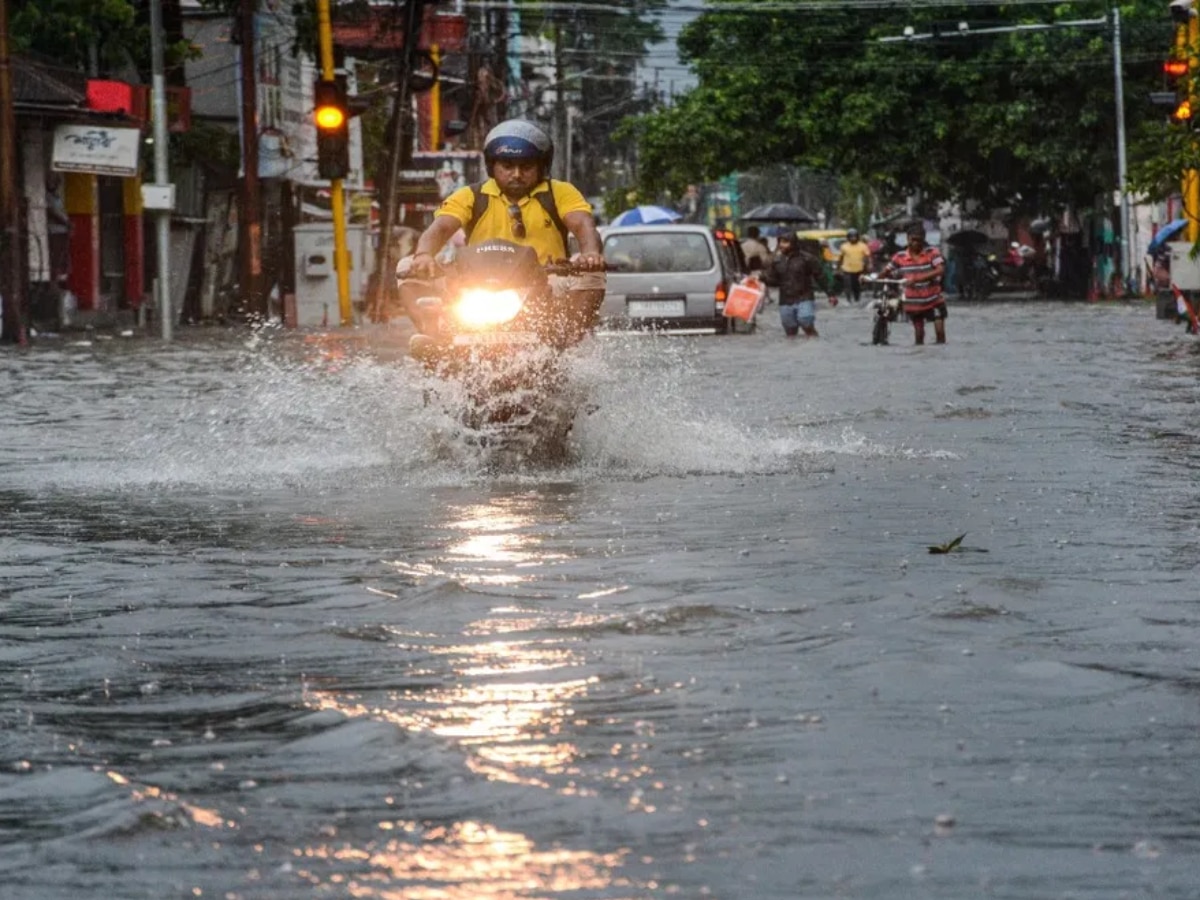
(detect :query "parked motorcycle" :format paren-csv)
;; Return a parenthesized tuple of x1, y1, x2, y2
(864, 275, 905, 345)
(960, 250, 1000, 301)
(998, 255, 1046, 293)
(400, 239, 600, 464)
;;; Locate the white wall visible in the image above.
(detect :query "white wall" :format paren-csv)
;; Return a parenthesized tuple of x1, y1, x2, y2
(22, 130, 49, 283)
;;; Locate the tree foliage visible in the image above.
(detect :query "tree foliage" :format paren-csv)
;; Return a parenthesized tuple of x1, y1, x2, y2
(9, 0, 142, 73)
(625, 1, 1174, 216)
(9, 0, 201, 79)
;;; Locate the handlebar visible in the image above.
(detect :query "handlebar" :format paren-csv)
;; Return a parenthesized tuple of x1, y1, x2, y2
(401, 257, 609, 280)
(544, 260, 613, 276)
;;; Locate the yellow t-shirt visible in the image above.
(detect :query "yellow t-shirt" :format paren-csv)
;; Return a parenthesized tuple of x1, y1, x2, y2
(838, 239, 872, 274)
(435, 178, 592, 264)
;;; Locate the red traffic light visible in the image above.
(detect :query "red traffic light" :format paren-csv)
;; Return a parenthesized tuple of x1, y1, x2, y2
(1165, 58, 1190, 79)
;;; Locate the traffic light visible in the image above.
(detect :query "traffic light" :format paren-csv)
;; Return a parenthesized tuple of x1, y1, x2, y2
(313, 79, 349, 180)
(1164, 57, 1190, 80)
(1163, 45, 1194, 124)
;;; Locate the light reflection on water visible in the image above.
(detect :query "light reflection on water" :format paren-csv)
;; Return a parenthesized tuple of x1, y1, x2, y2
(295, 494, 644, 894)
(440, 501, 569, 584)
(295, 820, 632, 899)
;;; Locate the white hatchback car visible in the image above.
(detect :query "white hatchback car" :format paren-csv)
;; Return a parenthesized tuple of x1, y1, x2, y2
(599, 224, 749, 333)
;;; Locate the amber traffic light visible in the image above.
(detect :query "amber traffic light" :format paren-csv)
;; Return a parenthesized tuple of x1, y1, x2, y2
(315, 102, 346, 131)
(313, 80, 349, 180)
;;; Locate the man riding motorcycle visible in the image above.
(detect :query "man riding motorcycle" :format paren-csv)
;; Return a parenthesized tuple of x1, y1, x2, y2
(400, 120, 606, 351)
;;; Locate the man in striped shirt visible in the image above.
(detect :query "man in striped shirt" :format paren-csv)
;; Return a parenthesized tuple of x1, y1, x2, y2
(879, 223, 948, 345)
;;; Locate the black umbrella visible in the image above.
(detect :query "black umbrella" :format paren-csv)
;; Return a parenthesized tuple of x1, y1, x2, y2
(945, 229, 990, 249)
(739, 202, 818, 224)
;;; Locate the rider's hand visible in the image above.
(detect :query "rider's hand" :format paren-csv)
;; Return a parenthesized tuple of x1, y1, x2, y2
(410, 252, 437, 279)
(576, 252, 605, 271)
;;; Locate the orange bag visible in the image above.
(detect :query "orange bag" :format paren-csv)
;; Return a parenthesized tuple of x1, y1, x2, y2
(724, 277, 764, 322)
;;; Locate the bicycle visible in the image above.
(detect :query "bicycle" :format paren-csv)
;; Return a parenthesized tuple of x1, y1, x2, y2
(864, 275, 905, 345)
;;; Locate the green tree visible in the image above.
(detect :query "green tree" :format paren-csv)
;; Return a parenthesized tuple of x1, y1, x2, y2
(9, 0, 142, 73)
(625, 1, 1172, 217)
(9, 0, 201, 80)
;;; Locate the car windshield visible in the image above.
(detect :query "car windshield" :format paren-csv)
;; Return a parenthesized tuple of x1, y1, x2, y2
(603, 232, 715, 273)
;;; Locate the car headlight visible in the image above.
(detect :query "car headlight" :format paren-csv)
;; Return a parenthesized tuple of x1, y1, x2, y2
(452, 288, 524, 328)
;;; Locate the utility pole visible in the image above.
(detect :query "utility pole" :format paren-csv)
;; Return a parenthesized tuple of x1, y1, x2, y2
(0, 0, 27, 345)
(1111, 7, 1132, 294)
(1187, 10, 1200, 243)
(369, 0, 426, 322)
(552, 21, 567, 181)
(238, 0, 263, 318)
(149, 0, 174, 340)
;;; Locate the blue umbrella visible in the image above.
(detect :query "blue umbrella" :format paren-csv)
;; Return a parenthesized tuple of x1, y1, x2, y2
(611, 205, 682, 226)
(1149, 219, 1188, 254)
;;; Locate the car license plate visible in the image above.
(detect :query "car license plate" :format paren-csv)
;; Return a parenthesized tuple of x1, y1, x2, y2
(452, 332, 538, 346)
(627, 299, 686, 318)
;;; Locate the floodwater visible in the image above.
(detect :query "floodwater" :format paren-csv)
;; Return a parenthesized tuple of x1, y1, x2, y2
(2, 300, 1199, 900)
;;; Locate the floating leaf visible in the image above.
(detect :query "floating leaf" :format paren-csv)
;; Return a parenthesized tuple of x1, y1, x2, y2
(928, 533, 967, 554)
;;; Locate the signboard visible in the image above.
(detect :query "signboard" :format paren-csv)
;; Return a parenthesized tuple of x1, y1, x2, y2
(52, 125, 141, 177)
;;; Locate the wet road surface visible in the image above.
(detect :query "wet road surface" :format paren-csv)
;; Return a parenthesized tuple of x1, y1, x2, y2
(2, 299, 1199, 899)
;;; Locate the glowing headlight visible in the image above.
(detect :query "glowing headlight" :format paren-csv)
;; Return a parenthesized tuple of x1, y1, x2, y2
(452, 289, 524, 328)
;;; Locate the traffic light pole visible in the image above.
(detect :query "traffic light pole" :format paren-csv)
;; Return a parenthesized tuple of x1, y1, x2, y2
(316, 0, 353, 327)
(1113, 7, 1132, 293)
(1188, 16, 1200, 243)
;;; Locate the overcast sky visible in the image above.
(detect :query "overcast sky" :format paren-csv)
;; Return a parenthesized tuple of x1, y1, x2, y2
(638, 2, 700, 100)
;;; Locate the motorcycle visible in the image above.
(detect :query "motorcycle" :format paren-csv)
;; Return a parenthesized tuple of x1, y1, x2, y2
(399, 239, 601, 464)
(959, 250, 1000, 301)
(864, 274, 905, 345)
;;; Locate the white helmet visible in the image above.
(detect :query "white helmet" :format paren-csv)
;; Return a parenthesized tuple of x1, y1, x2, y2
(483, 119, 553, 175)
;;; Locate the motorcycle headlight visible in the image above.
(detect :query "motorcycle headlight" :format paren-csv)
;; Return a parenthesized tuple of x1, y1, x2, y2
(452, 288, 524, 329)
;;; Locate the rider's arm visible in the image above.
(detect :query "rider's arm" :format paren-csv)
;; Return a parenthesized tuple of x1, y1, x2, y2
(413, 215, 462, 260)
(550, 181, 604, 269)
(563, 209, 602, 256)
(563, 209, 605, 269)
(410, 215, 463, 276)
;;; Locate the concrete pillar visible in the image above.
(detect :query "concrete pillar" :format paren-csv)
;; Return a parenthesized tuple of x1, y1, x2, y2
(64, 172, 99, 310)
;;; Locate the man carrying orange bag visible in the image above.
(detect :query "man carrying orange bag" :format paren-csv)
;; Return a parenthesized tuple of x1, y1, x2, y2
(760, 233, 836, 338)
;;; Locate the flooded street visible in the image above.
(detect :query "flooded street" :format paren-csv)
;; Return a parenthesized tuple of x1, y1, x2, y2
(2, 300, 1199, 899)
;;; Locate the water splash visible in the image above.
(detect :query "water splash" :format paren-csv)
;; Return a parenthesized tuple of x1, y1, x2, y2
(3, 328, 892, 492)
